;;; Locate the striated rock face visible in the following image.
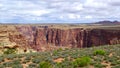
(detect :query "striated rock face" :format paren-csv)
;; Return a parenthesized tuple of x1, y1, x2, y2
(90, 29, 120, 46)
(12, 26, 120, 51)
(1, 25, 120, 51)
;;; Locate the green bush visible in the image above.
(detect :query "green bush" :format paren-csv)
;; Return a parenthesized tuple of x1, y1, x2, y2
(5, 54, 17, 60)
(12, 60, 21, 64)
(0, 44, 120, 68)
(21, 60, 30, 64)
(112, 65, 120, 68)
(0, 64, 4, 68)
(4, 48, 16, 54)
(72, 56, 91, 67)
(39, 61, 52, 68)
(0, 57, 4, 63)
(25, 56, 31, 60)
(3, 62, 13, 67)
(94, 63, 106, 68)
(57, 48, 63, 52)
(93, 50, 106, 55)
(32, 58, 41, 64)
(28, 63, 37, 68)
(53, 50, 59, 55)
(12, 64, 23, 68)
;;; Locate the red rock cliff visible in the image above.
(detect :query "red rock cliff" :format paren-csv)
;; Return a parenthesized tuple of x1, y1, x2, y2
(9, 26, 120, 51)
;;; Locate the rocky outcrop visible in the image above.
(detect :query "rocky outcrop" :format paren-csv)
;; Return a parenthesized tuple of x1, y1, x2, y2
(10, 26, 120, 51)
(1, 25, 120, 51)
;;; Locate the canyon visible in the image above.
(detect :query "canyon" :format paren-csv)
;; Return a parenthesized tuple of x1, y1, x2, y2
(0, 24, 120, 53)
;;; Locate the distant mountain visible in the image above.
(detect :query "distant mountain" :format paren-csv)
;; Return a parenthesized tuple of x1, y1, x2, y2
(96, 20, 120, 24)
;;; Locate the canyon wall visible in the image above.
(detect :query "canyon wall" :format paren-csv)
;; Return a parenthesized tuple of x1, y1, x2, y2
(7, 26, 120, 51)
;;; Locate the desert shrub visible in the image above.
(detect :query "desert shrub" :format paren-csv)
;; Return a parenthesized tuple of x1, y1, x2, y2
(3, 48, 16, 54)
(94, 63, 106, 68)
(105, 57, 118, 63)
(12, 64, 23, 68)
(0, 57, 4, 63)
(39, 61, 52, 68)
(93, 56, 104, 63)
(26, 55, 32, 59)
(12, 59, 21, 64)
(0, 64, 4, 68)
(32, 58, 41, 64)
(93, 50, 106, 55)
(17, 54, 24, 58)
(28, 63, 37, 68)
(55, 63, 73, 68)
(72, 56, 91, 67)
(2, 62, 13, 67)
(52, 48, 64, 56)
(5, 54, 17, 60)
(54, 63, 62, 68)
(21, 60, 30, 64)
(57, 48, 63, 52)
(53, 50, 59, 56)
(111, 61, 119, 66)
(112, 65, 120, 68)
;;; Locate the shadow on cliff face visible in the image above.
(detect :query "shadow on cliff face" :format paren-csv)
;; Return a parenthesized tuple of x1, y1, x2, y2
(90, 29, 120, 46)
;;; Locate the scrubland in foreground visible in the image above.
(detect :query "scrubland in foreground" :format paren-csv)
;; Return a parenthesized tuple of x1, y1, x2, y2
(0, 44, 120, 68)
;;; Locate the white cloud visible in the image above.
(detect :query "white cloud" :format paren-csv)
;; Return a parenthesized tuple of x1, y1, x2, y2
(17, 10, 51, 16)
(85, 16, 92, 19)
(0, 4, 3, 7)
(0, 0, 120, 23)
(84, 0, 109, 10)
(67, 14, 81, 19)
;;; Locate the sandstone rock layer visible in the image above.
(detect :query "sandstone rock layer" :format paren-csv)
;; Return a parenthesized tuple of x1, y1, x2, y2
(0, 25, 120, 51)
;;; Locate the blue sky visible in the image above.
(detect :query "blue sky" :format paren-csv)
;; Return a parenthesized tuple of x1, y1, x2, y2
(0, 0, 120, 23)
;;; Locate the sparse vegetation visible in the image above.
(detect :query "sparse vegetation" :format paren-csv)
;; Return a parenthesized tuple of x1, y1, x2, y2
(0, 44, 120, 68)
(3, 48, 16, 54)
(93, 49, 106, 55)
(72, 56, 91, 67)
(39, 61, 52, 68)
